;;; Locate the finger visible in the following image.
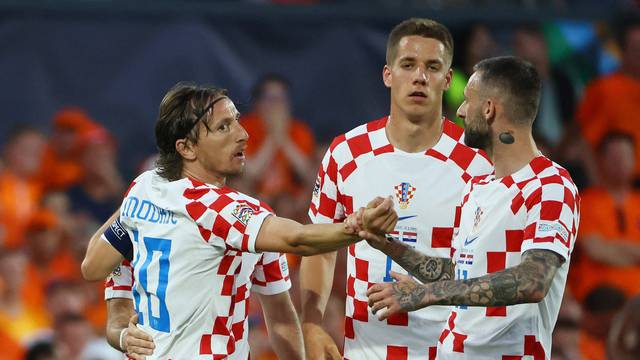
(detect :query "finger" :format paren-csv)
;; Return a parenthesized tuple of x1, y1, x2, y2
(379, 213, 397, 232)
(366, 283, 384, 297)
(367, 290, 387, 307)
(390, 271, 413, 282)
(126, 336, 155, 351)
(366, 197, 385, 209)
(369, 198, 392, 217)
(130, 313, 139, 325)
(327, 345, 342, 360)
(128, 327, 155, 343)
(356, 208, 365, 227)
(370, 299, 389, 314)
(127, 345, 152, 356)
(378, 305, 398, 321)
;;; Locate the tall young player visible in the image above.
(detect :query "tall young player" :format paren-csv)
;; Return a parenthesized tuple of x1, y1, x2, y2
(363, 56, 580, 359)
(81, 83, 397, 359)
(301, 18, 493, 359)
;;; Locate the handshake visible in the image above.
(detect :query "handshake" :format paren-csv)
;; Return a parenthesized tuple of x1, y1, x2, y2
(344, 196, 398, 250)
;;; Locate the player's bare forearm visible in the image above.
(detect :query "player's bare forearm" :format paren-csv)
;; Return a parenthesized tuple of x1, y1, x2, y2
(106, 298, 135, 352)
(258, 292, 305, 360)
(300, 252, 337, 324)
(382, 238, 454, 283)
(368, 249, 564, 317)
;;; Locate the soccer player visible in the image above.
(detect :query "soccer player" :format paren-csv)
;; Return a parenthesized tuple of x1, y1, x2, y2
(81, 83, 397, 359)
(363, 56, 580, 359)
(301, 18, 493, 359)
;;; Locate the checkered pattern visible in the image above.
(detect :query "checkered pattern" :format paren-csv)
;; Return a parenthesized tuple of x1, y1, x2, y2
(104, 259, 134, 300)
(308, 117, 493, 359)
(439, 156, 580, 359)
(112, 171, 289, 359)
(183, 178, 272, 253)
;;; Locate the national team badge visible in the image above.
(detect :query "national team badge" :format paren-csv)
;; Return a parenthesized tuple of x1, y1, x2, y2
(232, 204, 256, 226)
(394, 182, 416, 209)
(473, 206, 483, 232)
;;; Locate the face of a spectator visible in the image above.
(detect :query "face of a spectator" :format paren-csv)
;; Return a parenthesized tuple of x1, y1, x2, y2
(458, 72, 492, 151)
(623, 26, 640, 76)
(4, 131, 46, 178)
(0, 252, 27, 292)
(186, 98, 249, 178)
(601, 138, 635, 186)
(384, 35, 452, 121)
(256, 81, 291, 115)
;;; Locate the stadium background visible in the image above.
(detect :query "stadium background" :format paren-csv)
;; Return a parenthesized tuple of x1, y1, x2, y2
(0, 0, 638, 359)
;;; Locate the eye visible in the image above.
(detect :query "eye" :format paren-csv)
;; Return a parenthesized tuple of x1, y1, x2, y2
(218, 122, 230, 132)
(401, 63, 413, 69)
(429, 65, 440, 71)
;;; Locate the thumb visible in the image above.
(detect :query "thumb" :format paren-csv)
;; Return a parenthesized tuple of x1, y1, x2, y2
(390, 271, 413, 282)
(130, 313, 139, 325)
(367, 196, 385, 209)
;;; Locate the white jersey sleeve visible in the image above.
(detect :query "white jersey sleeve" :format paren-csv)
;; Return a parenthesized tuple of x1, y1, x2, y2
(519, 169, 580, 261)
(250, 252, 291, 295)
(104, 260, 134, 300)
(308, 138, 347, 224)
(184, 185, 273, 253)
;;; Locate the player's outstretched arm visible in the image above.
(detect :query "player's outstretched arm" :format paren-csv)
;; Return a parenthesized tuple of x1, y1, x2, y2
(367, 249, 563, 320)
(81, 209, 125, 281)
(255, 197, 396, 256)
(258, 292, 305, 360)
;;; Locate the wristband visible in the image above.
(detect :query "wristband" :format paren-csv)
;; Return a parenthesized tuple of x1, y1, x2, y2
(119, 328, 128, 352)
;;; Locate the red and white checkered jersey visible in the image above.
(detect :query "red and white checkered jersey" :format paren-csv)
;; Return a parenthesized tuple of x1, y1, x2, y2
(104, 260, 134, 300)
(309, 117, 493, 359)
(112, 170, 290, 360)
(438, 155, 580, 359)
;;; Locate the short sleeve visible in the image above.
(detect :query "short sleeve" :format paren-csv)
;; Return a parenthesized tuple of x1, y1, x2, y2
(184, 186, 273, 253)
(251, 252, 291, 295)
(104, 260, 134, 300)
(308, 140, 345, 224)
(520, 179, 580, 262)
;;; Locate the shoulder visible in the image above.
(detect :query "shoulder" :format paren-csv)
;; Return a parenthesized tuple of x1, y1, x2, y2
(440, 120, 493, 177)
(522, 157, 579, 207)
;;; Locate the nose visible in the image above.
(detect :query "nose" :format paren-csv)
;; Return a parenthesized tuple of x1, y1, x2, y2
(237, 121, 249, 143)
(456, 103, 466, 120)
(413, 65, 428, 85)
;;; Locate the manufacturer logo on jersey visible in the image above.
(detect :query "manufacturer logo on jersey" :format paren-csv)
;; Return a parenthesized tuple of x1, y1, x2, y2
(232, 204, 256, 226)
(473, 206, 483, 233)
(394, 182, 416, 209)
(464, 235, 479, 247)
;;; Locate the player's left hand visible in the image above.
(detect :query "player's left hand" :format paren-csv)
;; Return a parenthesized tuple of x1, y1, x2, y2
(344, 207, 365, 234)
(366, 272, 426, 320)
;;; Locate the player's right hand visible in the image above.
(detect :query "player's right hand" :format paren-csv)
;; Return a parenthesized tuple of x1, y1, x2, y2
(362, 196, 397, 235)
(124, 314, 155, 360)
(302, 322, 342, 360)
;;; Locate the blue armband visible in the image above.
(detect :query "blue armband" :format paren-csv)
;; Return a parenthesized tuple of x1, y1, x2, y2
(103, 217, 133, 261)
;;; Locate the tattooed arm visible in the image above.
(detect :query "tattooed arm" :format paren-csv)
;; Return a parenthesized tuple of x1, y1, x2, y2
(373, 236, 455, 283)
(366, 249, 564, 319)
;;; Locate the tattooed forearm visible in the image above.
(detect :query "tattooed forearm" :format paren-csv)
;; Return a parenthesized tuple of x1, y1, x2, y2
(383, 238, 455, 283)
(422, 249, 564, 307)
(392, 281, 429, 312)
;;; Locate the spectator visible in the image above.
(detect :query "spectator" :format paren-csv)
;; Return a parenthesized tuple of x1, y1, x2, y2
(608, 295, 640, 360)
(577, 15, 640, 181)
(39, 107, 97, 191)
(53, 313, 93, 360)
(25, 341, 56, 360)
(0, 250, 51, 357)
(579, 286, 627, 360)
(66, 124, 124, 225)
(0, 126, 46, 249)
(570, 132, 640, 301)
(240, 74, 317, 201)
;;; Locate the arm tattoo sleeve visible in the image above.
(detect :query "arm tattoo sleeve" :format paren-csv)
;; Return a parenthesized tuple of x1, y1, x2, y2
(383, 238, 455, 283)
(392, 249, 564, 312)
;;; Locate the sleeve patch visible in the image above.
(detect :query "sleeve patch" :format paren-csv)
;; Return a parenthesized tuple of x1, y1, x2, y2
(537, 220, 569, 241)
(232, 204, 256, 226)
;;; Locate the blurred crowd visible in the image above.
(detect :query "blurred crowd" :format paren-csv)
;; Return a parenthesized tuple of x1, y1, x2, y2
(1, 14, 640, 360)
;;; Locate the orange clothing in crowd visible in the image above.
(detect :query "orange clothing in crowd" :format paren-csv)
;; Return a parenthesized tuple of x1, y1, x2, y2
(577, 72, 640, 175)
(39, 145, 84, 191)
(579, 331, 606, 360)
(241, 112, 315, 196)
(0, 330, 24, 360)
(0, 172, 43, 249)
(570, 187, 640, 301)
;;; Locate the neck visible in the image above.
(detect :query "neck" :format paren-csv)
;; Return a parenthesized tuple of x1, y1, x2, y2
(182, 166, 226, 187)
(386, 107, 443, 153)
(489, 130, 539, 179)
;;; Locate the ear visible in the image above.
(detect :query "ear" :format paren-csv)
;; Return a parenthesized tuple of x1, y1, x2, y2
(443, 68, 453, 91)
(484, 98, 497, 126)
(176, 138, 197, 161)
(382, 64, 392, 88)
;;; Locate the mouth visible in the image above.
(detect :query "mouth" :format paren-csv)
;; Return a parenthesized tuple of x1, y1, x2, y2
(233, 150, 246, 160)
(408, 91, 427, 100)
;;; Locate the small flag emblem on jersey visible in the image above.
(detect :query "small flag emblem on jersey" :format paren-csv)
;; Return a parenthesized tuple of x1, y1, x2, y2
(394, 182, 416, 209)
(232, 204, 256, 226)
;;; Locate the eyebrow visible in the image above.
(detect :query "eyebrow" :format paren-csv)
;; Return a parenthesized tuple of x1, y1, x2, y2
(398, 56, 444, 65)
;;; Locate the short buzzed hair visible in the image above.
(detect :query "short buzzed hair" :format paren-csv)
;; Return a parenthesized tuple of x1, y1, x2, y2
(473, 56, 541, 125)
(386, 18, 454, 66)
